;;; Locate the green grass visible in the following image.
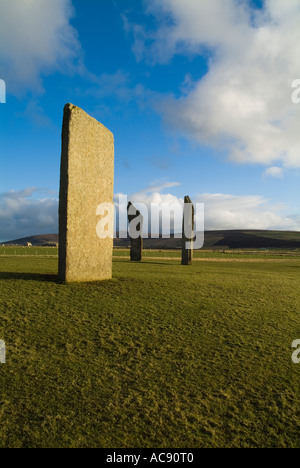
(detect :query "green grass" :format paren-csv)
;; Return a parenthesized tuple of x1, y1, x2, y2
(1, 256, 300, 448)
(114, 249, 300, 260)
(0, 246, 58, 256)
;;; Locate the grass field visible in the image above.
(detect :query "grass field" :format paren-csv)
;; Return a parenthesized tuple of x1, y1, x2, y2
(1, 246, 300, 260)
(0, 255, 300, 448)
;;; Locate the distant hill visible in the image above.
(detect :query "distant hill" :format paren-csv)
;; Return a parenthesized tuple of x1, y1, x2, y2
(203, 230, 300, 250)
(3, 230, 300, 250)
(116, 230, 300, 250)
(2, 234, 59, 247)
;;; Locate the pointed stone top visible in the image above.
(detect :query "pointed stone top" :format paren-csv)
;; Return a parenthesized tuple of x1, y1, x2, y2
(128, 201, 142, 216)
(63, 103, 114, 139)
(184, 195, 192, 204)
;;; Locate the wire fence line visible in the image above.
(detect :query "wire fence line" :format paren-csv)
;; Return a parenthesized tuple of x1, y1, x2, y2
(0, 248, 58, 257)
(1, 247, 300, 261)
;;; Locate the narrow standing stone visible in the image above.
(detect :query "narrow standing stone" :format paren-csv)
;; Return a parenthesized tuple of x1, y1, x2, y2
(182, 195, 194, 265)
(59, 103, 114, 282)
(127, 202, 143, 261)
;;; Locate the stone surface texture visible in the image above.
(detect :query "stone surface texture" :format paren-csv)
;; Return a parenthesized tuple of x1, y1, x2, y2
(59, 103, 114, 282)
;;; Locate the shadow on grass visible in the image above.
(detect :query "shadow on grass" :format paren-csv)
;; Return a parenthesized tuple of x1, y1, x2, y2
(0, 272, 139, 288)
(0, 271, 58, 283)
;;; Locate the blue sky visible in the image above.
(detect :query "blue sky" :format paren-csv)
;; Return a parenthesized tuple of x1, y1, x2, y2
(0, 0, 300, 241)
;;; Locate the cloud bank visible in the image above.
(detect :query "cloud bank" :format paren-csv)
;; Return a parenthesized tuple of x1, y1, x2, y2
(0, 0, 82, 94)
(130, 0, 300, 169)
(1, 184, 299, 242)
(115, 182, 300, 234)
(0, 188, 58, 242)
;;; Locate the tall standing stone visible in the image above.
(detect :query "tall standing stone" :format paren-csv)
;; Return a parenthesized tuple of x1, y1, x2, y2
(127, 202, 143, 262)
(59, 103, 114, 282)
(182, 195, 194, 266)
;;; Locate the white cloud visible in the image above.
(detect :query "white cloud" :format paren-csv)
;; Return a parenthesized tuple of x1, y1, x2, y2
(133, 0, 300, 169)
(197, 193, 298, 231)
(114, 181, 182, 234)
(115, 182, 300, 232)
(264, 166, 283, 178)
(133, 180, 181, 195)
(0, 0, 83, 94)
(0, 188, 58, 242)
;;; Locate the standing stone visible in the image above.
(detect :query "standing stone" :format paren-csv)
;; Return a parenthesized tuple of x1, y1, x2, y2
(127, 202, 143, 261)
(182, 195, 194, 266)
(59, 103, 114, 282)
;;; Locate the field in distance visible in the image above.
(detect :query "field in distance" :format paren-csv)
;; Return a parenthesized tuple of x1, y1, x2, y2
(1, 245, 300, 261)
(0, 254, 300, 447)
